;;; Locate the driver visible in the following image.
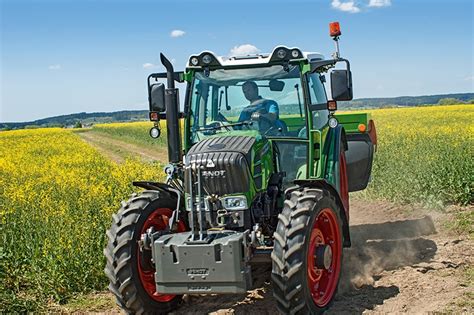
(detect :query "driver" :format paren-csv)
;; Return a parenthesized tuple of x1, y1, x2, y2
(239, 81, 278, 122)
(238, 81, 285, 133)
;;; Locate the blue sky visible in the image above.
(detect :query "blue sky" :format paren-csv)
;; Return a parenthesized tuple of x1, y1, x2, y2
(1, 0, 473, 122)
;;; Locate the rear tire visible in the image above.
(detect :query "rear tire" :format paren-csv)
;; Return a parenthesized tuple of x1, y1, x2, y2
(271, 188, 343, 314)
(104, 190, 186, 314)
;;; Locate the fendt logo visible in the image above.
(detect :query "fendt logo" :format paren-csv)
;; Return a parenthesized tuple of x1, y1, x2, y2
(202, 170, 225, 177)
(201, 159, 225, 177)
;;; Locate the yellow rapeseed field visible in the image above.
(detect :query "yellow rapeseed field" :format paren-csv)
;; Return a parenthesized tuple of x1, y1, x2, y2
(354, 104, 473, 206)
(93, 105, 474, 206)
(0, 128, 164, 311)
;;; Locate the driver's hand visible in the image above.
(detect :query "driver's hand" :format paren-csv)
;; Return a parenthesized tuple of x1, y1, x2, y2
(251, 111, 261, 121)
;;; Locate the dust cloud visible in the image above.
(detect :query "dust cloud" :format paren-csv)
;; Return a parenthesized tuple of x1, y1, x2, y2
(339, 215, 437, 292)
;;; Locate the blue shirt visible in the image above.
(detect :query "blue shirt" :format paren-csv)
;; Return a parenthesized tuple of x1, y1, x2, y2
(238, 97, 279, 121)
(238, 97, 286, 133)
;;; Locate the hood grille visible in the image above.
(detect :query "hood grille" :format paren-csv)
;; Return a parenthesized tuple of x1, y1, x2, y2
(185, 136, 255, 195)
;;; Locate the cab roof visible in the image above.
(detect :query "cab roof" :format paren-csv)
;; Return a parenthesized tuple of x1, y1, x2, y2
(187, 46, 325, 69)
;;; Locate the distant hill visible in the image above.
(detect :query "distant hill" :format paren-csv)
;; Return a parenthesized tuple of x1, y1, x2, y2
(341, 92, 474, 109)
(1, 110, 148, 130)
(1, 92, 473, 130)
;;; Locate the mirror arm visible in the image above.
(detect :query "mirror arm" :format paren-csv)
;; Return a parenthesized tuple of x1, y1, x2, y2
(310, 59, 337, 73)
(311, 58, 351, 78)
(148, 72, 184, 83)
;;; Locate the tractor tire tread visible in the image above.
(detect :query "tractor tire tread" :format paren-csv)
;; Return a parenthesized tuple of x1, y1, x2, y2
(271, 186, 343, 315)
(104, 190, 181, 314)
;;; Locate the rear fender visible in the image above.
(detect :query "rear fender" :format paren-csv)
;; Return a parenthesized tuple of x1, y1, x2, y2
(345, 125, 375, 192)
(335, 113, 376, 192)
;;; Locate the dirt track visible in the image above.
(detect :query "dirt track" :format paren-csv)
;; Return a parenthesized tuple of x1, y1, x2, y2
(77, 131, 168, 164)
(75, 133, 473, 314)
(167, 201, 472, 314)
(79, 201, 472, 314)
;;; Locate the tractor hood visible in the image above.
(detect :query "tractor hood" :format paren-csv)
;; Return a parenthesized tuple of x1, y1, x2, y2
(185, 135, 268, 196)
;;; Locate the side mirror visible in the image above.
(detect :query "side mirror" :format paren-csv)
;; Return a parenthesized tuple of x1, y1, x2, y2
(269, 79, 285, 91)
(149, 83, 166, 112)
(331, 70, 353, 101)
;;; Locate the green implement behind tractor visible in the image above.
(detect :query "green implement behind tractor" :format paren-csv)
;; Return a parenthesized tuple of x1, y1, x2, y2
(105, 22, 377, 314)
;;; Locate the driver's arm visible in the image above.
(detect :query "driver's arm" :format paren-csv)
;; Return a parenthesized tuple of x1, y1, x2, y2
(254, 100, 278, 121)
(238, 106, 252, 122)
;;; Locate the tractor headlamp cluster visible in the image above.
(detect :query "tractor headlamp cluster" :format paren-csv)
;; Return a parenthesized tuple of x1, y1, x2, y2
(222, 196, 248, 211)
(269, 46, 303, 62)
(188, 47, 303, 67)
(186, 195, 248, 211)
(188, 52, 221, 67)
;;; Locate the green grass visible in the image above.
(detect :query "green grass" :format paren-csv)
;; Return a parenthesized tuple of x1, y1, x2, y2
(445, 208, 474, 238)
(47, 292, 117, 313)
(91, 121, 168, 148)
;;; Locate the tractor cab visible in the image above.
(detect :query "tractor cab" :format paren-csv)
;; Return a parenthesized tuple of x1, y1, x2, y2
(183, 48, 330, 188)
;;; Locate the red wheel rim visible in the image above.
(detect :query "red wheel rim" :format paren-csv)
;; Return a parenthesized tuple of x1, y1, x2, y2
(307, 208, 342, 307)
(137, 208, 186, 303)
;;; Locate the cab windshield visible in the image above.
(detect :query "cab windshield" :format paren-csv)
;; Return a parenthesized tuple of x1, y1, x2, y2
(188, 65, 306, 143)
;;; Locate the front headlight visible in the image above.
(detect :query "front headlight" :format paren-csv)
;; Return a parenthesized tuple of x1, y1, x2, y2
(221, 196, 248, 211)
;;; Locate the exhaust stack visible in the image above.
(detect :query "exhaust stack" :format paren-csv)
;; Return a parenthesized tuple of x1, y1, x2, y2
(160, 53, 182, 164)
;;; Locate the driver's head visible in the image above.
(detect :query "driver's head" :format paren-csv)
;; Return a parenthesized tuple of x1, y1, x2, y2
(242, 81, 259, 102)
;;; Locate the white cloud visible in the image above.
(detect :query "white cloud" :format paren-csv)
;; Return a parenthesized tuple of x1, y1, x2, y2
(229, 44, 261, 56)
(142, 63, 157, 69)
(331, 0, 361, 13)
(170, 29, 186, 38)
(465, 75, 474, 81)
(48, 64, 61, 70)
(368, 0, 391, 7)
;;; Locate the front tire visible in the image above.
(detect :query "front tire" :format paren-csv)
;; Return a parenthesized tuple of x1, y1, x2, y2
(271, 188, 343, 314)
(104, 190, 187, 314)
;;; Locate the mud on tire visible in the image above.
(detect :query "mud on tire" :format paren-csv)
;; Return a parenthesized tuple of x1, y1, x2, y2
(104, 190, 186, 314)
(271, 188, 343, 315)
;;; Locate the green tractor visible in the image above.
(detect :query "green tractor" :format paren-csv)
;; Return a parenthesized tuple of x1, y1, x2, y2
(105, 22, 376, 314)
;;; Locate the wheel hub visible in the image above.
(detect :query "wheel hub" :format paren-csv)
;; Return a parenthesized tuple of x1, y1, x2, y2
(314, 244, 332, 270)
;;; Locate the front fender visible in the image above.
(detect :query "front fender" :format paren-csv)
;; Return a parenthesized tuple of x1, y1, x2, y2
(293, 179, 351, 248)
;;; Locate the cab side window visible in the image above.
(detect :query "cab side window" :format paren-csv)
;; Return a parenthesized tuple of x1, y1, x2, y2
(308, 73, 329, 130)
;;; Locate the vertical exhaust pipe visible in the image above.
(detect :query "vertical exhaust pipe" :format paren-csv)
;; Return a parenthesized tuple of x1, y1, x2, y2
(160, 53, 182, 163)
